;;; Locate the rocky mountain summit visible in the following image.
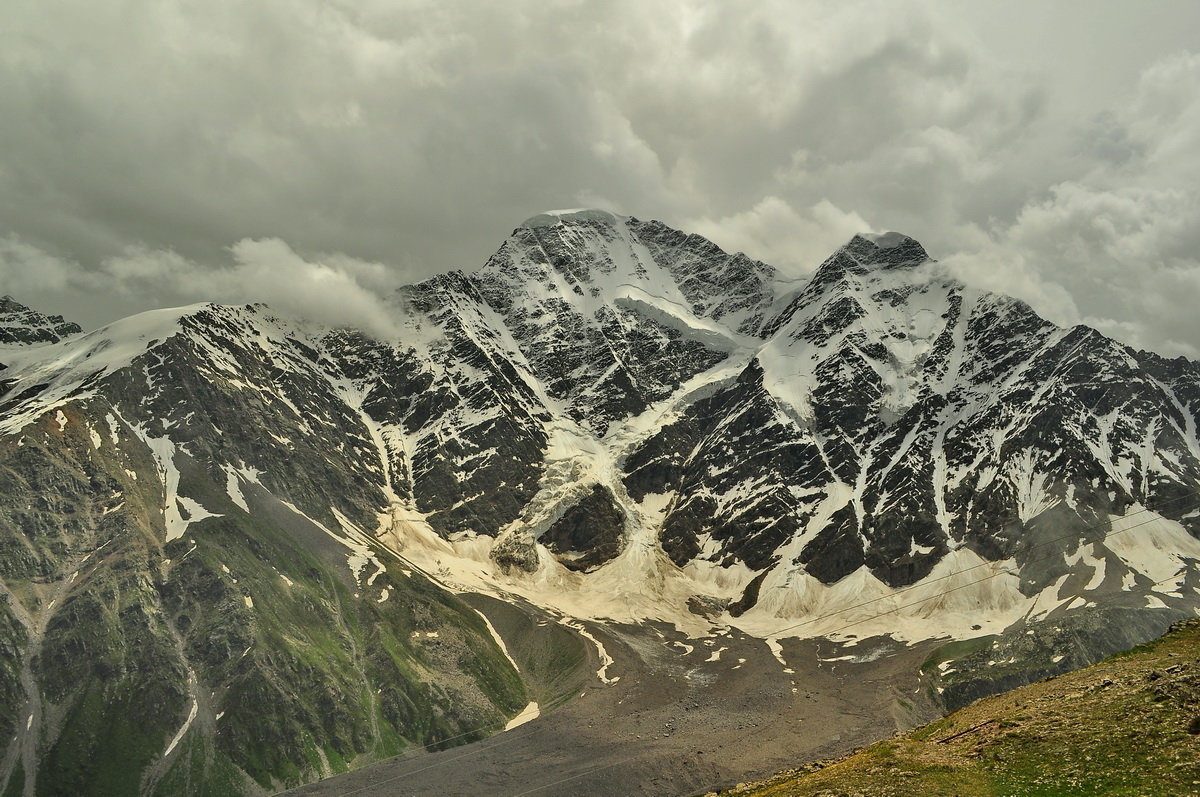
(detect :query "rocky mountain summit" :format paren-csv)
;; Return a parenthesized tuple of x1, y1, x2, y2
(0, 296, 81, 347)
(2, 209, 1199, 794)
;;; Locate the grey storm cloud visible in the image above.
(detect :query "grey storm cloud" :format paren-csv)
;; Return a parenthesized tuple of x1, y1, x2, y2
(1, 0, 1199, 355)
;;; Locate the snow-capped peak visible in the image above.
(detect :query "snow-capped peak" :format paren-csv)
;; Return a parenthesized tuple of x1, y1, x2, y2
(840, 232, 930, 271)
(519, 208, 627, 228)
(0, 295, 83, 347)
(859, 231, 909, 249)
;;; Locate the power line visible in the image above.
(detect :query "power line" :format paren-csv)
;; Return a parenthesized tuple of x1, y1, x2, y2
(511, 760, 629, 796)
(328, 719, 543, 797)
(280, 700, 542, 796)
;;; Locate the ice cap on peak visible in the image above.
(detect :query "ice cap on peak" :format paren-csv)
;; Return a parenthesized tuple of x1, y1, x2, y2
(519, 208, 626, 229)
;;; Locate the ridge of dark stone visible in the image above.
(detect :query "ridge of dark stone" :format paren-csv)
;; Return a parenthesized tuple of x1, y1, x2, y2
(842, 233, 931, 271)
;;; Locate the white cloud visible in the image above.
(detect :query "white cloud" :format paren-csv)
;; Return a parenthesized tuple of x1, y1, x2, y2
(0, 1, 1196, 357)
(686, 197, 874, 275)
(936, 50, 1200, 357)
(98, 239, 406, 340)
(0, 236, 76, 296)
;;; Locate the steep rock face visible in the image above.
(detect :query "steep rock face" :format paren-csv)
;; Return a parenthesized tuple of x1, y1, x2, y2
(623, 231, 1200, 608)
(624, 218, 780, 336)
(327, 272, 552, 538)
(468, 212, 771, 433)
(623, 358, 825, 574)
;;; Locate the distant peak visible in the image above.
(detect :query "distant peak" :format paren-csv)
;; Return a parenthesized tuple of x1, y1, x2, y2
(0, 295, 82, 345)
(519, 208, 626, 229)
(0, 295, 28, 312)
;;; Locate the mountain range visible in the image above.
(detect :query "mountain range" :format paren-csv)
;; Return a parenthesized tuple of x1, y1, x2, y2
(2, 208, 1199, 794)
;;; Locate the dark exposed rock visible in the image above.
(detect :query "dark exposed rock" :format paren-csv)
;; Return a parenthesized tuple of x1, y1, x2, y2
(492, 534, 540, 574)
(934, 608, 1191, 712)
(728, 570, 770, 617)
(539, 485, 626, 572)
(0, 296, 82, 345)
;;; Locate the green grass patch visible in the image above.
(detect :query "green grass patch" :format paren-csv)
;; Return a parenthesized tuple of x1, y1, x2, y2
(731, 620, 1200, 797)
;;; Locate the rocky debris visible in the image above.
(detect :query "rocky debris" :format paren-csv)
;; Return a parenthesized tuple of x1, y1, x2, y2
(721, 618, 1200, 796)
(491, 533, 541, 573)
(687, 595, 731, 618)
(934, 608, 1190, 712)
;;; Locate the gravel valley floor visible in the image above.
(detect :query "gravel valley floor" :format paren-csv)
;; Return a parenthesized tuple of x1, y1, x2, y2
(287, 595, 942, 797)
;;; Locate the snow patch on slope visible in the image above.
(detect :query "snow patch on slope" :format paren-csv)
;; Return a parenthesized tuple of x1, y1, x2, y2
(123, 421, 222, 542)
(468, 605, 543, 730)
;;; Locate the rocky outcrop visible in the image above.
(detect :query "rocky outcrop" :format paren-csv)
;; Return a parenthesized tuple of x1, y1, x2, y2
(539, 485, 626, 572)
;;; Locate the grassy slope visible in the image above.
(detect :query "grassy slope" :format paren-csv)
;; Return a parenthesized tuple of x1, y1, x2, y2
(724, 619, 1200, 797)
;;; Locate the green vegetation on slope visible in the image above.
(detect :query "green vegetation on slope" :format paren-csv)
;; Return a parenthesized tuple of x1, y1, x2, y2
(724, 619, 1200, 797)
(0, 401, 532, 796)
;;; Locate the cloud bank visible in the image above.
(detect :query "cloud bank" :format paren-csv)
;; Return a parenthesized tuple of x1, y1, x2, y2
(1, 0, 1198, 355)
(1, 237, 406, 341)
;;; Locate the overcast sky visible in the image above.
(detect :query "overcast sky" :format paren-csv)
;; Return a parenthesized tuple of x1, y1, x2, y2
(2, 0, 1199, 355)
